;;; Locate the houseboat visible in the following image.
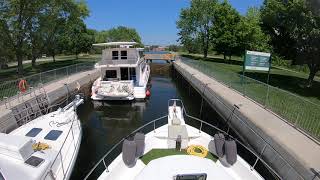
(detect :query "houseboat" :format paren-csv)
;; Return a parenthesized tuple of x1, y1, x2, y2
(91, 42, 150, 101)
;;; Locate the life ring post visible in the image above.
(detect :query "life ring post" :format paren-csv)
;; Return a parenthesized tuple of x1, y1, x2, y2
(18, 79, 29, 93)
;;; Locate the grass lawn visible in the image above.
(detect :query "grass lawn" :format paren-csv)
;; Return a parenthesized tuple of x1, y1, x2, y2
(0, 54, 100, 100)
(140, 149, 218, 165)
(180, 53, 320, 140)
(0, 54, 101, 82)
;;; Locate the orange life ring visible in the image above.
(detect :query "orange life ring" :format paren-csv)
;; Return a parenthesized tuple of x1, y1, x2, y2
(18, 79, 28, 93)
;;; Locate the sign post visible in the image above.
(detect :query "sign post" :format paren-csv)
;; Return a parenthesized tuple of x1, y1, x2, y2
(242, 50, 271, 100)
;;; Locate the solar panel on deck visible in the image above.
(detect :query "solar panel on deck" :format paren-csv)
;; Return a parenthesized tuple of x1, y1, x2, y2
(25, 156, 44, 167)
(44, 130, 62, 141)
(25, 128, 42, 137)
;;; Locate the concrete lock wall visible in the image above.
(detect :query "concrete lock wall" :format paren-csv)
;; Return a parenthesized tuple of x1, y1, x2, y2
(173, 61, 319, 180)
(0, 69, 100, 133)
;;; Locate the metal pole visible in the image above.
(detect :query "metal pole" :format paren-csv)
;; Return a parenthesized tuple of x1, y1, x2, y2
(60, 151, 66, 179)
(102, 159, 109, 172)
(199, 97, 204, 118)
(199, 121, 203, 133)
(251, 144, 267, 170)
(264, 69, 271, 107)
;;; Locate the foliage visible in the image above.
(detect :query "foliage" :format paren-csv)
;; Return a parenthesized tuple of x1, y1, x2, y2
(0, 0, 91, 75)
(177, 1, 269, 59)
(94, 26, 143, 46)
(211, 0, 241, 60)
(261, 0, 320, 86)
(167, 45, 184, 52)
(236, 7, 270, 53)
(60, 21, 94, 59)
(177, 0, 218, 57)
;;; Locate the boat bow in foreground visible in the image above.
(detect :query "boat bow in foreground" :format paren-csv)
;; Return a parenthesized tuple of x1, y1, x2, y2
(84, 99, 281, 180)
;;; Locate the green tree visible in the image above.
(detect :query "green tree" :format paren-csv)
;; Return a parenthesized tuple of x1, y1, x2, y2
(177, 0, 217, 58)
(211, 0, 241, 60)
(261, 0, 320, 86)
(108, 26, 142, 45)
(0, 0, 42, 75)
(0, 0, 90, 75)
(94, 30, 109, 43)
(61, 21, 94, 59)
(237, 7, 270, 53)
(94, 26, 143, 46)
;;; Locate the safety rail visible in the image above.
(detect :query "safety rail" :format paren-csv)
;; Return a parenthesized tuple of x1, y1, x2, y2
(83, 104, 282, 180)
(1, 91, 82, 133)
(48, 95, 83, 180)
(97, 59, 139, 66)
(0, 62, 95, 104)
(180, 56, 320, 141)
(174, 64, 307, 179)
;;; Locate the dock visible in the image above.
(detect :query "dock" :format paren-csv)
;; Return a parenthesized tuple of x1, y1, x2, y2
(173, 57, 320, 179)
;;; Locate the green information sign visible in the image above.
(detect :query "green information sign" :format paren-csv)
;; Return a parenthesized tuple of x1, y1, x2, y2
(244, 50, 271, 71)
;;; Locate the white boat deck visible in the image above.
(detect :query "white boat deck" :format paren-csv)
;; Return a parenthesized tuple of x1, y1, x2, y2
(98, 124, 263, 180)
(135, 155, 232, 180)
(0, 107, 82, 180)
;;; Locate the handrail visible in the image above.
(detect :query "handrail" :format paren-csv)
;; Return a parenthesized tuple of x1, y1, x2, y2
(49, 96, 83, 179)
(83, 108, 282, 180)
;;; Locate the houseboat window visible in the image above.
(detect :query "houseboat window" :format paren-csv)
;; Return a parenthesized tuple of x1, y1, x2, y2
(112, 51, 118, 60)
(121, 51, 127, 59)
(120, 67, 129, 80)
(25, 128, 42, 137)
(139, 51, 143, 58)
(129, 68, 136, 82)
(104, 70, 117, 80)
(44, 130, 62, 141)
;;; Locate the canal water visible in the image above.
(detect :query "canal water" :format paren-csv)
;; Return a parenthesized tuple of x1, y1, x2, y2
(71, 62, 273, 179)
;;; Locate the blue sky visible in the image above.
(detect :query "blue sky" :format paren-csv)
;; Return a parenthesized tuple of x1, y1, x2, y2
(85, 0, 263, 45)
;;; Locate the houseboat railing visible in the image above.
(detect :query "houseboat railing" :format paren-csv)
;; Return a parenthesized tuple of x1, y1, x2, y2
(98, 59, 138, 65)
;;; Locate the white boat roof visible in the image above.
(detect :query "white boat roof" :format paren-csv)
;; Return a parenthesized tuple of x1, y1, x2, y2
(93, 42, 137, 47)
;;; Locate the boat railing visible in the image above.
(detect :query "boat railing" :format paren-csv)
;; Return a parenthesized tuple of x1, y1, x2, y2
(83, 108, 282, 180)
(1, 91, 81, 132)
(98, 59, 138, 66)
(46, 95, 83, 180)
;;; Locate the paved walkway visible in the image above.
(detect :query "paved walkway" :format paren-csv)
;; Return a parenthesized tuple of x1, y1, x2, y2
(174, 60, 320, 179)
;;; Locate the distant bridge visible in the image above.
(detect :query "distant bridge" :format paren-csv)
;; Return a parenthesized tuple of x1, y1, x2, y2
(144, 53, 176, 61)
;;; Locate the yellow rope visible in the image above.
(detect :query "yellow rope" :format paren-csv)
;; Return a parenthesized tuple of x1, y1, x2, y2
(32, 142, 50, 151)
(186, 145, 208, 158)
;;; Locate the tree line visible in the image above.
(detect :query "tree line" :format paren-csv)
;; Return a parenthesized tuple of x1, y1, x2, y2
(0, 0, 94, 75)
(177, 0, 320, 86)
(0, 1, 143, 76)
